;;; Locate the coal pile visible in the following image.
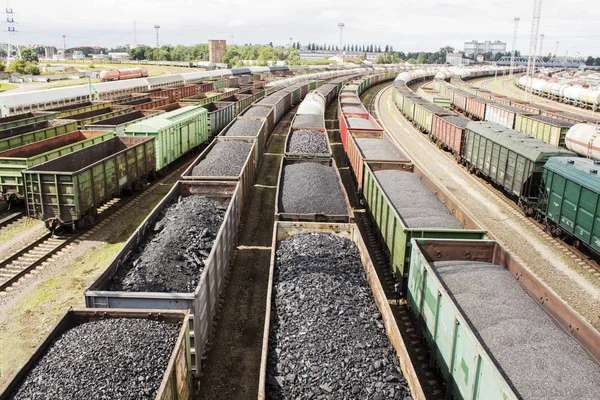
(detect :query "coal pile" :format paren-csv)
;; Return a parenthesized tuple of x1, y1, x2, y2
(107, 196, 226, 293)
(258, 97, 279, 105)
(267, 233, 410, 400)
(355, 137, 408, 161)
(223, 118, 264, 136)
(347, 117, 375, 129)
(10, 318, 179, 399)
(433, 261, 600, 399)
(287, 130, 329, 154)
(342, 106, 367, 114)
(191, 140, 252, 177)
(292, 114, 325, 129)
(280, 162, 348, 216)
(242, 106, 271, 117)
(374, 170, 462, 229)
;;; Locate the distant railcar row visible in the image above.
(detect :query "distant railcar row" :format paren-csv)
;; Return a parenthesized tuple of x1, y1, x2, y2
(0, 68, 374, 228)
(350, 70, 600, 400)
(393, 69, 600, 258)
(0, 64, 400, 117)
(517, 74, 600, 110)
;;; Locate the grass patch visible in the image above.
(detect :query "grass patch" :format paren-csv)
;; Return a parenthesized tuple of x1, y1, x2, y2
(0, 83, 18, 92)
(0, 219, 41, 244)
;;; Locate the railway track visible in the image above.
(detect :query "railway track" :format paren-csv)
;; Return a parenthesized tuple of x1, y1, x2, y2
(0, 210, 25, 230)
(0, 155, 194, 294)
(381, 82, 600, 279)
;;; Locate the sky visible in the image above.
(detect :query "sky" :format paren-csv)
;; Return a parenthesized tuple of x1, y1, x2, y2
(3, 0, 599, 57)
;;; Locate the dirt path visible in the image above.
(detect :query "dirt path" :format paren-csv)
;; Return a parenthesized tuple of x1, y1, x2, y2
(198, 112, 293, 400)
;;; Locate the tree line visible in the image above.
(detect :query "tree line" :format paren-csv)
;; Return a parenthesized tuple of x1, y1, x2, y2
(294, 43, 393, 53)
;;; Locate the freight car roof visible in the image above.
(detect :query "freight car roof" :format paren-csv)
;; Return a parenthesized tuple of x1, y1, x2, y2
(544, 157, 600, 193)
(488, 103, 534, 115)
(124, 105, 205, 133)
(529, 115, 575, 128)
(441, 115, 470, 128)
(466, 121, 575, 161)
(419, 102, 452, 114)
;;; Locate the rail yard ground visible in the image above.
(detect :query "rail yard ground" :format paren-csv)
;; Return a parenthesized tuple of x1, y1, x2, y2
(375, 85, 600, 330)
(0, 158, 192, 390)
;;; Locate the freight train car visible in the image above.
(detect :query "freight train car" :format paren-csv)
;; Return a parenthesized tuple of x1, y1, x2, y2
(84, 180, 241, 373)
(0, 121, 78, 152)
(407, 238, 600, 400)
(0, 130, 113, 201)
(362, 162, 486, 289)
(538, 157, 600, 254)
(122, 105, 209, 171)
(258, 222, 424, 400)
(23, 136, 155, 229)
(0, 309, 192, 400)
(462, 121, 575, 212)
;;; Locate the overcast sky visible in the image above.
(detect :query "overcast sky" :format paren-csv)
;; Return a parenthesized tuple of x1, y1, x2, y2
(3, 0, 599, 56)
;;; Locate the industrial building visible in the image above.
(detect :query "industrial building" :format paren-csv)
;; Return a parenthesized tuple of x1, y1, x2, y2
(464, 40, 507, 56)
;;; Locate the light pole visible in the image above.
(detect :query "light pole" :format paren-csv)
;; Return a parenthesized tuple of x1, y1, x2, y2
(510, 17, 520, 76)
(154, 25, 160, 48)
(62, 35, 67, 53)
(555, 41, 559, 58)
(338, 22, 345, 62)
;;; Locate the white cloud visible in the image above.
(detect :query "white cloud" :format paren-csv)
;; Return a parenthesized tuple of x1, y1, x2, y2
(4, 0, 600, 56)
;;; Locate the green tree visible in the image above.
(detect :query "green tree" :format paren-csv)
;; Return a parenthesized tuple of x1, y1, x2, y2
(416, 52, 426, 64)
(21, 48, 39, 62)
(586, 56, 595, 66)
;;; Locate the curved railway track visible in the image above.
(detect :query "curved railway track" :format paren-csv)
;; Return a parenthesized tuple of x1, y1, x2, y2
(383, 81, 600, 279)
(0, 157, 194, 293)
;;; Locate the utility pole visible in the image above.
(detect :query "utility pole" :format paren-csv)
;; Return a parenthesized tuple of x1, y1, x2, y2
(230, 34, 234, 45)
(154, 25, 160, 48)
(555, 41, 559, 58)
(62, 35, 66, 54)
(510, 17, 520, 76)
(539, 33, 545, 60)
(289, 37, 293, 48)
(5, 2, 18, 67)
(338, 22, 345, 59)
(134, 21, 137, 47)
(525, 0, 542, 101)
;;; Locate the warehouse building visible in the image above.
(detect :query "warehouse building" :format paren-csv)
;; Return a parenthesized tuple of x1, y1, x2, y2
(464, 40, 507, 56)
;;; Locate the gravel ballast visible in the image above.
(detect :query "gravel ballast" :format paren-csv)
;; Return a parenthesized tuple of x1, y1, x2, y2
(106, 196, 226, 293)
(373, 169, 462, 229)
(347, 117, 376, 129)
(241, 106, 272, 117)
(267, 233, 411, 399)
(190, 140, 252, 177)
(280, 162, 348, 216)
(355, 137, 408, 161)
(433, 260, 600, 400)
(10, 318, 180, 399)
(287, 129, 329, 154)
(223, 118, 264, 136)
(292, 114, 325, 129)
